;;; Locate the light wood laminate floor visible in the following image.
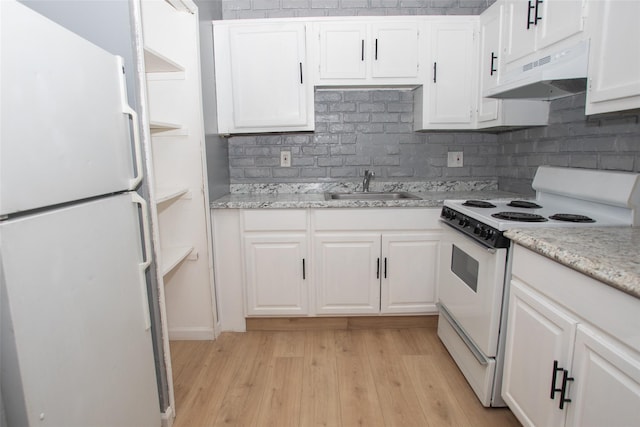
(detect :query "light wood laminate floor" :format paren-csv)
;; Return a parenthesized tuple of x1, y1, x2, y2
(170, 323, 521, 427)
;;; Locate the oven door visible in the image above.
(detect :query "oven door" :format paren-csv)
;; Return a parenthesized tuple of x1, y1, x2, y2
(438, 223, 508, 358)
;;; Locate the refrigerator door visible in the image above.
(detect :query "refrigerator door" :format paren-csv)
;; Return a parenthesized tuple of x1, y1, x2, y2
(0, 193, 160, 426)
(0, 1, 142, 216)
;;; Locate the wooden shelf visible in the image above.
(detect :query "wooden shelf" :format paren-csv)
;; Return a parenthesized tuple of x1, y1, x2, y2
(144, 47, 184, 73)
(161, 246, 194, 277)
(156, 187, 190, 205)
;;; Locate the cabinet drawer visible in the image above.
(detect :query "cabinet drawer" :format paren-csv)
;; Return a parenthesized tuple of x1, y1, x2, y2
(243, 209, 307, 231)
(313, 208, 441, 231)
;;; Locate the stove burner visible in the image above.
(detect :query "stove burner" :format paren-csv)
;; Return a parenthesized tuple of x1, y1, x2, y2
(507, 200, 543, 209)
(549, 213, 595, 223)
(463, 200, 497, 208)
(491, 211, 549, 222)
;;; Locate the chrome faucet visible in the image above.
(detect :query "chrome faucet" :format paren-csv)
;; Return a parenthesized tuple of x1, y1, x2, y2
(362, 170, 375, 192)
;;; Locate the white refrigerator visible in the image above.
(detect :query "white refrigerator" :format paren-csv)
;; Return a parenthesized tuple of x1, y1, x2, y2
(1, 2, 161, 426)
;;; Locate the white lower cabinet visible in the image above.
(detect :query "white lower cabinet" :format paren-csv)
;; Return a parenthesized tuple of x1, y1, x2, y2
(313, 232, 438, 315)
(502, 279, 578, 427)
(243, 234, 308, 315)
(212, 208, 441, 326)
(503, 245, 640, 427)
(566, 326, 640, 427)
(381, 234, 439, 314)
(314, 233, 381, 314)
(312, 208, 441, 316)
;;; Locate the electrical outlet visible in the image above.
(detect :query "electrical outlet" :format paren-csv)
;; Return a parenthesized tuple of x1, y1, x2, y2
(280, 150, 291, 167)
(447, 151, 463, 167)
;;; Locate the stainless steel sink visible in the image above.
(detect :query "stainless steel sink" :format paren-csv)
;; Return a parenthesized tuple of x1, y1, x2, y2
(324, 192, 420, 201)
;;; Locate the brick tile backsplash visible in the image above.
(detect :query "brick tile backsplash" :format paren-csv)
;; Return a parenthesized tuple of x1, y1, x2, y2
(228, 89, 501, 183)
(497, 93, 640, 195)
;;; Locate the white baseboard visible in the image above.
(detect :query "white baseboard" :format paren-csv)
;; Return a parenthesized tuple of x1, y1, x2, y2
(161, 406, 175, 427)
(168, 326, 215, 340)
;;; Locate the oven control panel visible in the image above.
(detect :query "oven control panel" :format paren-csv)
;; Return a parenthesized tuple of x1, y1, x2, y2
(440, 207, 510, 249)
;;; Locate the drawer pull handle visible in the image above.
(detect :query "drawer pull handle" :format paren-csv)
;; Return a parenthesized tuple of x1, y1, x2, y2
(559, 369, 574, 409)
(534, 0, 543, 25)
(527, 0, 536, 29)
(550, 360, 563, 399)
(490, 52, 497, 76)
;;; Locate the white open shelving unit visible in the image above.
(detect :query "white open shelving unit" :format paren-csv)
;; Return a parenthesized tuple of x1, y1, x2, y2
(136, 0, 217, 422)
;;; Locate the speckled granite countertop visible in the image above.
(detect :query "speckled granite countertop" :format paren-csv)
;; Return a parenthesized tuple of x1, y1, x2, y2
(210, 180, 523, 209)
(209, 190, 521, 209)
(505, 227, 640, 300)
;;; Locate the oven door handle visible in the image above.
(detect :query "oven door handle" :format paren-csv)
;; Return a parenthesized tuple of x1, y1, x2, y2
(438, 303, 490, 366)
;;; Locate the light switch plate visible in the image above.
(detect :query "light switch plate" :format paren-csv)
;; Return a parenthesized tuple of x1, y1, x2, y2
(447, 151, 463, 167)
(280, 150, 291, 167)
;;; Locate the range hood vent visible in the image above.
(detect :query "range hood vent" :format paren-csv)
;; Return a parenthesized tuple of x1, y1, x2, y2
(485, 40, 589, 100)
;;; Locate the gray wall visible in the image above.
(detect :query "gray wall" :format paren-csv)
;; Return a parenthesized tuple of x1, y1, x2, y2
(196, 0, 231, 199)
(230, 89, 499, 182)
(222, 0, 495, 18)
(498, 94, 640, 195)
(219, 0, 640, 192)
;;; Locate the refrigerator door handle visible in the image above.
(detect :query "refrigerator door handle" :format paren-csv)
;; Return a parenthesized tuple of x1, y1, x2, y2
(131, 193, 152, 270)
(132, 192, 152, 330)
(124, 105, 143, 190)
(117, 56, 144, 190)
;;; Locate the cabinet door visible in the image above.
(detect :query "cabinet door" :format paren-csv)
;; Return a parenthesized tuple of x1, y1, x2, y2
(478, 3, 502, 123)
(318, 22, 367, 80)
(585, 0, 640, 115)
(314, 233, 381, 314)
(428, 22, 475, 125)
(566, 325, 640, 427)
(244, 234, 308, 315)
(370, 22, 420, 79)
(504, 0, 538, 66)
(228, 23, 310, 130)
(380, 233, 439, 314)
(502, 279, 578, 427)
(535, 0, 585, 51)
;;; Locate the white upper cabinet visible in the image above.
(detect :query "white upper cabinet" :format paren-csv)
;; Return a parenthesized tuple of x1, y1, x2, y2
(315, 20, 421, 85)
(371, 22, 421, 79)
(414, 19, 477, 130)
(317, 22, 367, 80)
(503, 0, 587, 69)
(478, 2, 502, 123)
(213, 21, 314, 134)
(477, 2, 550, 128)
(585, 0, 640, 115)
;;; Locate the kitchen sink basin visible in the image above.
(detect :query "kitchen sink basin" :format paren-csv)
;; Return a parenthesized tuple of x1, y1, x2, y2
(324, 192, 420, 201)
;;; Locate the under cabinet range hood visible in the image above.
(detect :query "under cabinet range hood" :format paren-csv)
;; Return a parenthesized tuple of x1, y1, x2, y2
(486, 40, 589, 100)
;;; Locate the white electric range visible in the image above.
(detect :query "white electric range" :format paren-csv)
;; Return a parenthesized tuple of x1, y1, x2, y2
(437, 166, 640, 407)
